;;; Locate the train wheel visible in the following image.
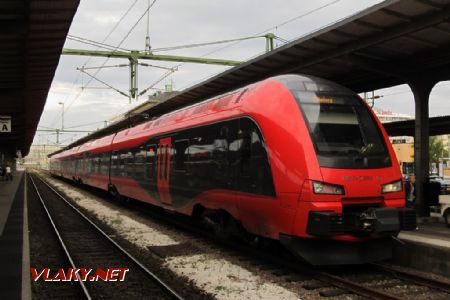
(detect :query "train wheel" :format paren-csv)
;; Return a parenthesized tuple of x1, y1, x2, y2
(246, 235, 262, 248)
(201, 210, 232, 240)
(108, 186, 121, 201)
(444, 209, 450, 228)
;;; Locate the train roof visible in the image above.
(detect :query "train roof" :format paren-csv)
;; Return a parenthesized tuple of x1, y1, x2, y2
(50, 74, 352, 158)
(107, 84, 252, 152)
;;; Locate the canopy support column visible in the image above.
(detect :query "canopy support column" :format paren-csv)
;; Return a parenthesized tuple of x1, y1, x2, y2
(408, 78, 436, 217)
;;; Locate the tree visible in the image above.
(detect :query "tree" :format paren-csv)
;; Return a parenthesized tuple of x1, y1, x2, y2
(429, 136, 449, 165)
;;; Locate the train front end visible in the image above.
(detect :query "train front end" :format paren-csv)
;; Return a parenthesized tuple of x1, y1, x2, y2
(276, 75, 417, 265)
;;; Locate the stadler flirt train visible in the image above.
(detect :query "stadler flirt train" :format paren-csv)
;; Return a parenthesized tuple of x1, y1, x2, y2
(49, 74, 417, 265)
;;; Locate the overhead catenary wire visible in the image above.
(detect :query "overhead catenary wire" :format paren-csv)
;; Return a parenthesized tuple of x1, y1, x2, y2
(51, 0, 142, 129)
(82, 0, 140, 68)
(150, 34, 268, 52)
(68, 0, 158, 101)
(116, 0, 158, 52)
(59, 120, 106, 130)
(198, 0, 343, 58)
(139, 68, 176, 97)
(177, 0, 344, 90)
(111, 1, 342, 117)
(67, 35, 130, 52)
(78, 68, 129, 98)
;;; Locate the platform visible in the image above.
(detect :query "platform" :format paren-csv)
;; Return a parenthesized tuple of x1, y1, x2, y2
(395, 218, 450, 277)
(0, 171, 31, 300)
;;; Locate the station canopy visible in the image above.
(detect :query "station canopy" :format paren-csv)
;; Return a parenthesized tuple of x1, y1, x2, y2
(0, 0, 80, 157)
(140, 0, 450, 116)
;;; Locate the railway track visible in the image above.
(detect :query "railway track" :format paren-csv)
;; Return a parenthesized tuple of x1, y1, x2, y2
(228, 243, 450, 299)
(28, 172, 184, 300)
(40, 172, 450, 299)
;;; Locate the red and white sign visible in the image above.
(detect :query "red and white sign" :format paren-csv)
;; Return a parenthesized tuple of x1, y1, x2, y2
(30, 268, 129, 282)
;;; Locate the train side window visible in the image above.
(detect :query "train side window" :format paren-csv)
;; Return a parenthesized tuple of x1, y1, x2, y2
(90, 155, 95, 173)
(145, 144, 156, 180)
(110, 152, 118, 176)
(132, 147, 145, 180)
(119, 150, 132, 177)
(174, 139, 189, 172)
(118, 151, 126, 176)
(92, 156, 95, 173)
(88, 156, 91, 174)
(238, 118, 275, 197)
(97, 155, 102, 174)
(100, 152, 111, 175)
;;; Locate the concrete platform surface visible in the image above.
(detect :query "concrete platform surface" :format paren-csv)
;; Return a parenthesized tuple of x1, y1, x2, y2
(0, 172, 24, 235)
(0, 171, 30, 300)
(395, 221, 450, 277)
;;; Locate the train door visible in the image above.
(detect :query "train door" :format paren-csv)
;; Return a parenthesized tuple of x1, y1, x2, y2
(157, 137, 172, 205)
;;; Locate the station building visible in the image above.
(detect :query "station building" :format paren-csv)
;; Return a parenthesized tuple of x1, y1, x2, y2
(374, 107, 450, 177)
(21, 145, 62, 169)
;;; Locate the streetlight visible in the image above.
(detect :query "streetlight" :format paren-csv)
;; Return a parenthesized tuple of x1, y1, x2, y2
(58, 102, 64, 130)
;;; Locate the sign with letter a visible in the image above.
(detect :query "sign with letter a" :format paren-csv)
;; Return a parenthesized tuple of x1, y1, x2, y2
(0, 115, 11, 132)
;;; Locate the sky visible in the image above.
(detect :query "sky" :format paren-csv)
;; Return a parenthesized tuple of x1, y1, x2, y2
(33, 0, 450, 146)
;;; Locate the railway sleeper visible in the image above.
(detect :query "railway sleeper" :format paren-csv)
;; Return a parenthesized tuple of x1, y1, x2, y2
(319, 288, 349, 297)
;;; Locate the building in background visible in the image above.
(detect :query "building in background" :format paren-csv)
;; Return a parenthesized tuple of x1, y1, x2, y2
(373, 107, 450, 176)
(373, 107, 415, 174)
(22, 144, 61, 169)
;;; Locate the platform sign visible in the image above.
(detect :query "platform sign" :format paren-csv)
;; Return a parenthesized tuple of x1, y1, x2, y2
(0, 115, 11, 133)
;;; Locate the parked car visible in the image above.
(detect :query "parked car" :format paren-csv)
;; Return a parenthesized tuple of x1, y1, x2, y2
(434, 195, 450, 227)
(429, 175, 450, 195)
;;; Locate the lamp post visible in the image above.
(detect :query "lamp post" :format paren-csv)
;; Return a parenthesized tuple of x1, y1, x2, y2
(58, 102, 64, 130)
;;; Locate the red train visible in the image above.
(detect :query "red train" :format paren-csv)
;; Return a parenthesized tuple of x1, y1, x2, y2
(49, 74, 416, 265)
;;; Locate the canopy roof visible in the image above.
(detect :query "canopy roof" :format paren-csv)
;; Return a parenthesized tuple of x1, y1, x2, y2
(0, 0, 80, 157)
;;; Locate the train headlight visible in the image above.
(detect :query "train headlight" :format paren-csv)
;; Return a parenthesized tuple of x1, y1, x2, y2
(381, 180, 402, 193)
(312, 181, 344, 195)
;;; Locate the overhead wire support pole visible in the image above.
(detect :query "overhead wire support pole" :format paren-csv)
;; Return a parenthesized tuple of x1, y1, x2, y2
(265, 33, 275, 52)
(138, 68, 177, 97)
(129, 56, 138, 101)
(145, 0, 151, 54)
(62, 49, 241, 66)
(63, 31, 285, 100)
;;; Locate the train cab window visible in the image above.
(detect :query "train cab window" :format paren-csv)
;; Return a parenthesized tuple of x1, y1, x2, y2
(174, 139, 189, 172)
(294, 91, 391, 169)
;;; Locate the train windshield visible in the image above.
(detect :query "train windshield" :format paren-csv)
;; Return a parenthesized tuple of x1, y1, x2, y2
(279, 75, 391, 169)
